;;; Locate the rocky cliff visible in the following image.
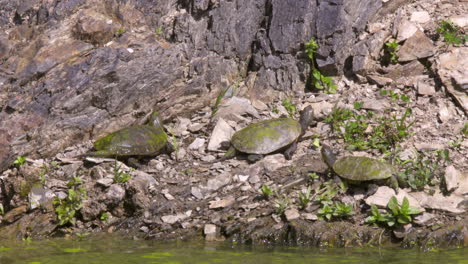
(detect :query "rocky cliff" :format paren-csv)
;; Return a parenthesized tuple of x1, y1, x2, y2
(0, 0, 388, 171)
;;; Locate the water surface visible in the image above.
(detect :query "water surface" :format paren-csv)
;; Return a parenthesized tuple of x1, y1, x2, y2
(0, 236, 466, 264)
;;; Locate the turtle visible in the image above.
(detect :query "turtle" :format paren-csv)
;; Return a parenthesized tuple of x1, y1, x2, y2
(220, 105, 314, 161)
(320, 144, 399, 189)
(84, 112, 174, 158)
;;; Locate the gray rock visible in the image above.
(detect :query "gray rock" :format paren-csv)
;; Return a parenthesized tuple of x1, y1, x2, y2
(209, 198, 235, 209)
(367, 74, 393, 87)
(397, 21, 418, 42)
(188, 138, 205, 150)
(284, 208, 300, 221)
(28, 186, 55, 210)
(161, 214, 188, 224)
(365, 186, 424, 211)
(302, 213, 318, 221)
(191, 186, 204, 199)
(410, 191, 465, 214)
(214, 97, 259, 121)
(204, 224, 217, 241)
(417, 79, 436, 96)
(96, 178, 114, 187)
(445, 166, 468, 195)
(410, 11, 431, 24)
(414, 212, 436, 226)
(207, 118, 235, 151)
(206, 173, 232, 191)
(398, 30, 435, 62)
(105, 184, 126, 206)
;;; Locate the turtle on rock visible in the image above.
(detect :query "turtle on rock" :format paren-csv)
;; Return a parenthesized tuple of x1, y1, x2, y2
(320, 144, 399, 189)
(84, 112, 174, 158)
(220, 105, 314, 162)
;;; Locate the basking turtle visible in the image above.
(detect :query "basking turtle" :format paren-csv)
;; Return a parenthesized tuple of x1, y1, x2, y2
(221, 106, 314, 161)
(320, 145, 399, 189)
(85, 112, 173, 157)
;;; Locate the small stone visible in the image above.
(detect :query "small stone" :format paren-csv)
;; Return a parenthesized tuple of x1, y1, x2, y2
(204, 224, 217, 241)
(393, 224, 412, 238)
(188, 122, 205, 132)
(188, 138, 205, 150)
(365, 186, 424, 211)
(367, 74, 393, 87)
(209, 198, 235, 209)
(398, 30, 435, 62)
(206, 173, 231, 191)
(414, 212, 436, 226)
(161, 214, 187, 224)
(236, 174, 249, 182)
(410, 11, 431, 24)
(248, 174, 260, 184)
(176, 147, 187, 160)
(449, 15, 468, 28)
(284, 208, 300, 221)
(106, 184, 126, 204)
(164, 193, 175, 200)
(414, 143, 445, 151)
(28, 186, 55, 210)
(302, 213, 318, 221)
(417, 80, 436, 95)
(191, 187, 204, 199)
(97, 177, 114, 187)
(444, 166, 468, 194)
(437, 105, 451, 123)
(397, 21, 418, 42)
(215, 97, 260, 120)
(362, 99, 390, 111)
(398, 148, 417, 161)
(259, 154, 291, 173)
(207, 118, 235, 151)
(140, 226, 149, 233)
(368, 22, 385, 33)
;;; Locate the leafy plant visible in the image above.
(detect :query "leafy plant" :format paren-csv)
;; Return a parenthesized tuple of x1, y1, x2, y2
(76, 232, 90, 241)
(13, 156, 27, 167)
(305, 38, 337, 94)
(211, 87, 230, 117)
(0, 204, 4, 216)
(100, 212, 110, 222)
(436, 20, 467, 45)
(462, 122, 468, 137)
(155, 26, 163, 36)
(308, 172, 319, 181)
(385, 40, 399, 64)
(53, 177, 87, 226)
(116, 28, 126, 37)
(397, 149, 450, 191)
(113, 161, 132, 183)
(274, 196, 290, 216)
(259, 184, 274, 199)
(317, 201, 354, 220)
(365, 196, 421, 227)
(282, 98, 297, 118)
(298, 187, 312, 210)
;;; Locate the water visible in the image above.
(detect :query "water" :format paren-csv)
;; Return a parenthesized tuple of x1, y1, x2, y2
(0, 236, 466, 264)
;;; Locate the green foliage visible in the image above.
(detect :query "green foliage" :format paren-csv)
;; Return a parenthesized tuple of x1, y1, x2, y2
(259, 184, 274, 199)
(380, 89, 410, 103)
(155, 26, 163, 36)
(325, 105, 413, 152)
(298, 187, 312, 210)
(13, 156, 27, 167)
(308, 172, 319, 181)
(0, 203, 4, 216)
(116, 28, 126, 37)
(397, 149, 450, 191)
(385, 40, 399, 64)
(366, 196, 420, 227)
(211, 87, 230, 117)
(274, 196, 290, 216)
(305, 38, 337, 94)
(437, 20, 467, 45)
(76, 232, 90, 241)
(281, 98, 297, 118)
(53, 177, 87, 226)
(462, 122, 468, 137)
(317, 201, 354, 220)
(100, 212, 110, 222)
(113, 162, 132, 183)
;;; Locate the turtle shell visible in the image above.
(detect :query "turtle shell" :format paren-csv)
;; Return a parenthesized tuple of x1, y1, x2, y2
(332, 156, 396, 181)
(93, 125, 168, 157)
(230, 118, 301, 155)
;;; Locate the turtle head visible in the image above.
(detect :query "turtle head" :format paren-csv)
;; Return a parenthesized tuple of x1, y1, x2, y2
(299, 105, 314, 133)
(149, 112, 164, 129)
(320, 144, 336, 168)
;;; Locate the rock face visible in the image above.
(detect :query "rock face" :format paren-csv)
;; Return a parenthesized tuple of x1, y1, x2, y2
(0, 0, 387, 170)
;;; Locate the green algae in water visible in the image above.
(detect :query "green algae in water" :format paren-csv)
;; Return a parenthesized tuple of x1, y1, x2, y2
(0, 236, 466, 264)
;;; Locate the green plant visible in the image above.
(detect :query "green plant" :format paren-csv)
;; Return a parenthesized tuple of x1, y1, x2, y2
(437, 20, 467, 45)
(462, 122, 468, 137)
(305, 38, 337, 94)
(308, 172, 319, 181)
(397, 149, 450, 190)
(116, 28, 125, 37)
(317, 201, 354, 220)
(155, 26, 163, 36)
(13, 156, 26, 167)
(0, 204, 4, 215)
(282, 98, 297, 118)
(274, 196, 290, 215)
(365, 196, 421, 227)
(100, 212, 110, 222)
(298, 187, 312, 210)
(113, 161, 132, 183)
(271, 106, 279, 114)
(76, 232, 90, 241)
(353, 101, 363, 110)
(211, 87, 230, 117)
(53, 177, 87, 226)
(259, 184, 274, 199)
(448, 139, 462, 150)
(385, 40, 399, 64)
